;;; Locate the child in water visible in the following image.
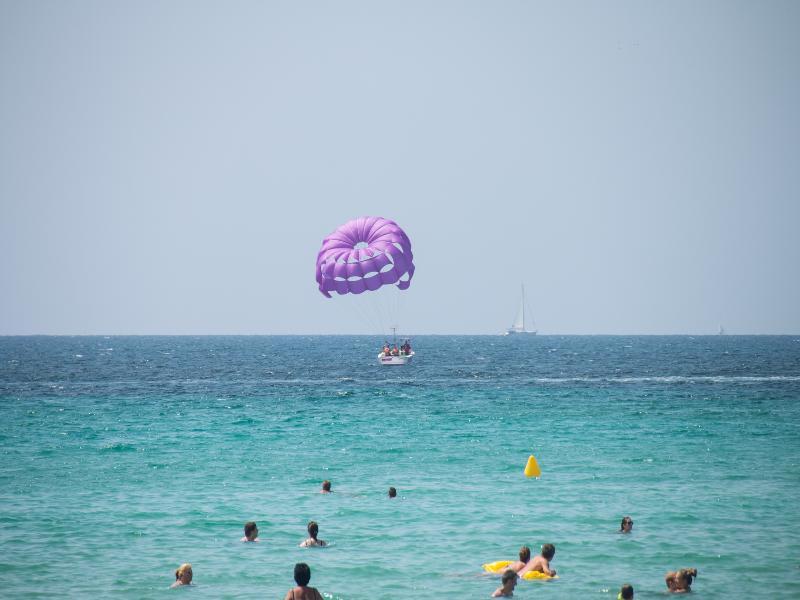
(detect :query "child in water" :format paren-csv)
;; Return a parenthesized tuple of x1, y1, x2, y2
(665, 568, 697, 593)
(320, 480, 332, 494)
(240, 521, 259, 542)
(170, 563, 192, 588)
(299, 521, 327, 547)
(506, 546, 531, 573)
(517, 543, 557, 577)
(492, 569, 518, 597)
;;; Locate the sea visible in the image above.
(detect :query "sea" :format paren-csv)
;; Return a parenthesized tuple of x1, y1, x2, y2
(1, 335, 799, 599)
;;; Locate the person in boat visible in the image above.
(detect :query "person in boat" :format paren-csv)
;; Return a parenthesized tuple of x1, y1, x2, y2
(284, 562, 323, 600)
(517, 543, 556, 577)
(299, 520, 327, 547)
(240, 521, 259, 542)
(492, 569, 518, 597)
(391, 344, 399, 356)
(170, 563, 192, 588)
(382, 341, 390, 355)
(665, 568, 697, 593)
(620, 516, 633, 533)
(401, 340, 411, 354)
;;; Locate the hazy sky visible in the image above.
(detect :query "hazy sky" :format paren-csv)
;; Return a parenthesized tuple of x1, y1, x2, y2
(2, 1, 798, 335)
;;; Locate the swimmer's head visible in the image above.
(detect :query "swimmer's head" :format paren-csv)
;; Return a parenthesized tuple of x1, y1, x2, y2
(666, 568, 697, 591)
(294, 562, 311, 586)
(174, 563, 192, 585)
(620, 583, 634, 599)
(321, 480, 331, 492)
(519, 546, 531, 563)
(501, 569, 518, 587)
(541, 543, 555, 560)
(307, 521, 319, 539)
(244, 521, 258, 540)
(620, 516, 634, 532)
(388, 486, 397, 498)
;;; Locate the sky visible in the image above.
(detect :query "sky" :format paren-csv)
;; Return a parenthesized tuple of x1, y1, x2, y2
(1, 1, 798, 335)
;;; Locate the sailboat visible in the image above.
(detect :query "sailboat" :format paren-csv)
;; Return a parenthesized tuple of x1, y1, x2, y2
(503, 285, 537, 335)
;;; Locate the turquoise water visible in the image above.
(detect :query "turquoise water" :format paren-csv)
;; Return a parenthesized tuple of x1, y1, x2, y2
(1, 336, 799, 599)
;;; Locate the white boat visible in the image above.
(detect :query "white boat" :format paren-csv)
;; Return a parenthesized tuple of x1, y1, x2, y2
(503, 285, 537, 335)
(378, 327, 414, 365)
(378, 350, 415, 365)
(718, 325, 726, 335)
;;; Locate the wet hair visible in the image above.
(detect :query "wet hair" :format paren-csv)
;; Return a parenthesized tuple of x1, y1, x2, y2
(175, 563, 192, 581)
(294, 562, 311, 586)
(321, 480, 331, 492)
(620, 583, 634, 599)
(501, 569, 518, 585)
(519, 546, 531, 563)
(620, 516, 634, 530)
(244, 521, 257, 537)
(388, 487, 397, 498)
(307, 520, 319, 539)
(541, 543, 555, 560)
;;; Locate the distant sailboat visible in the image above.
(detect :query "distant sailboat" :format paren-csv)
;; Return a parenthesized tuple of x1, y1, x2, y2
(504, 285, 537, 335)
(718, 325, 726, 335)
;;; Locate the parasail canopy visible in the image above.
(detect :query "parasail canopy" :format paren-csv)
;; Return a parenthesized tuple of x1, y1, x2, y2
(316, 216, 415, 298)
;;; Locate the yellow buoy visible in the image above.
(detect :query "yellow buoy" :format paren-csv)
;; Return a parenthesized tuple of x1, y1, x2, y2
(524, 454, 541, 478)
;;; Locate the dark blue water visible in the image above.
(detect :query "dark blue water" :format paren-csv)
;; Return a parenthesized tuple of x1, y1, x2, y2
(1, 336, 799, 598)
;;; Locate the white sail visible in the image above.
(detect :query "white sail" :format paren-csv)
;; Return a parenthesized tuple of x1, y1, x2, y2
(505, 285, 537, 335)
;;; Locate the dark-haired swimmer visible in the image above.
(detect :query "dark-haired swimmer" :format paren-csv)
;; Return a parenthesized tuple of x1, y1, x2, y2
(241, 521, 259, 542)
(517, 543, 556, 577)
(619, 583, 634, 599)
(170, 563, 192, 588)
(665, 568, 697, 593)
(505, 546, 531, 573)
(320, 480, 332, 494)
(492, 569, 518, 597)
(620, 516, 634, 533)
(388, 486, 397, 498)
(284, 562, 323, 600)
(299, 521, 327, 547)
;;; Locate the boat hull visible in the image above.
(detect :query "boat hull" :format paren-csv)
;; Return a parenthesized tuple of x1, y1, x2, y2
(378, 351, 414, 365)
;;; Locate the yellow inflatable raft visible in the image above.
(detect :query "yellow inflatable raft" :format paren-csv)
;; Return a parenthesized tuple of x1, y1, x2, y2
(482, 561, 558, 580)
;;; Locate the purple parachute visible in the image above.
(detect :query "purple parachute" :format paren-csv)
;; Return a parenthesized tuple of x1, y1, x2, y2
(316, 216, 415, 298)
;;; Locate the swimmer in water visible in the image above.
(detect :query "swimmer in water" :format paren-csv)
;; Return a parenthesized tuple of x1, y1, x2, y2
(388, 486, 397, 498)
(320, 480, 332, 494)
(620, 516, 634, 533)
(505, 546, 531, 573)
(240, 521, 259, 542)
(619, 583, 634, 599)
(517, 543, 556, 577)
(665, 568, 697, 593)
(284, 562, 323, 600)
(170, 563, 192, 588)
(492, 569, 518, 597)
(299, 521, 327, 547)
